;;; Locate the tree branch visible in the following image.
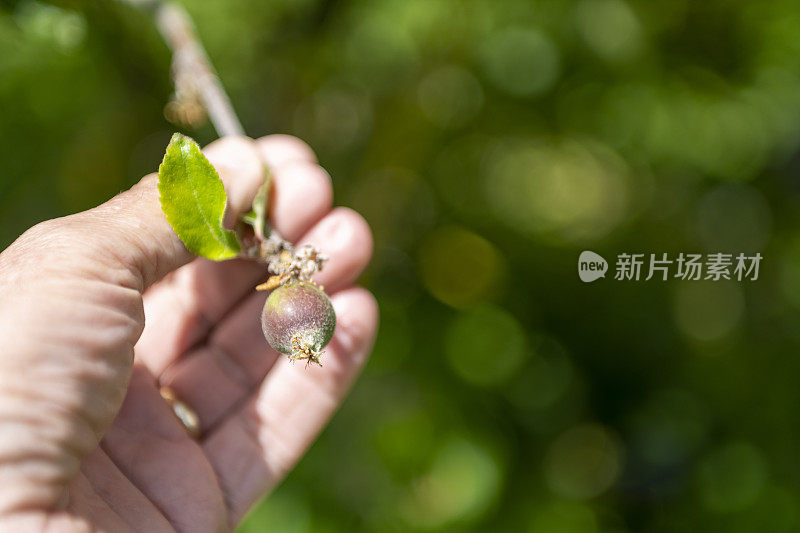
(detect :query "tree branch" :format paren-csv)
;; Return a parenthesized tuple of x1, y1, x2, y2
(123, 0, 245, 137)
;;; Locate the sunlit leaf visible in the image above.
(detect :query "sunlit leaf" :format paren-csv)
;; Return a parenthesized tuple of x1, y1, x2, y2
(157, 133, 240, 260)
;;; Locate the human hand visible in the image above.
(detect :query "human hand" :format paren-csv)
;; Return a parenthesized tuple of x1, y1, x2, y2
(0, 135, 377, 531)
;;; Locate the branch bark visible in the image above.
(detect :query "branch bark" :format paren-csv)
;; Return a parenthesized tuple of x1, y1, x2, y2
(123, 0, 245, 137)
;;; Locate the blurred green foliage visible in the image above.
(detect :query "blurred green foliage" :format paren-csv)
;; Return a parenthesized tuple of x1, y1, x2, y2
(3, 0, 800, 531)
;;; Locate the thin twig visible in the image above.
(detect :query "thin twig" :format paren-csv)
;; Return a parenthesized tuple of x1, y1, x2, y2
(120, 0, 334, 367)
(123, 0, 325, 273)
(123, 0, 245, 137)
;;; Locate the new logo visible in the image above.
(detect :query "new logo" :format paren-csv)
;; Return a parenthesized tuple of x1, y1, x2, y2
(578, 251, 608, 282)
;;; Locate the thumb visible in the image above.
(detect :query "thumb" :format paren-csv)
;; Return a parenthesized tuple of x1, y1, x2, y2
(0, 137, 264, 514)
(27, 136, 265, 292)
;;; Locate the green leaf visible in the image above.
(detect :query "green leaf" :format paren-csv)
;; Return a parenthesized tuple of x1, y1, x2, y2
(157, 133, 241, 260)
(242, 169, 271, 240)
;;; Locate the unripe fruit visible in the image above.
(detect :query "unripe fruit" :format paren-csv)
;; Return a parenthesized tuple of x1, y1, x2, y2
(261, 281, 336, 365)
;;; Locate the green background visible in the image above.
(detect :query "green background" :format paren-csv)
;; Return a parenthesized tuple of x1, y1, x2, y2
(2, 0, 800, 531)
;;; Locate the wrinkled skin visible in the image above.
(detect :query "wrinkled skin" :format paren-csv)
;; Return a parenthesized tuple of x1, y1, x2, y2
(0, 135, 376, 532)
(261, 281, 336, 361)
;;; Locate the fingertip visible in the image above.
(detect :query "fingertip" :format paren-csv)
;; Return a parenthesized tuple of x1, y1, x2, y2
(203, 136, 261, 167)
(301, 207, 374, 291)
(330, 286, 379, 359)
(203, 137, 265, 226)
(270, 160, 333, 241)
(256, 134, 318, 168)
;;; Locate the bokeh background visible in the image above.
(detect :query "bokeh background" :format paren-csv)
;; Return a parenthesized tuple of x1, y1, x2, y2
(2, 0, 800, 531)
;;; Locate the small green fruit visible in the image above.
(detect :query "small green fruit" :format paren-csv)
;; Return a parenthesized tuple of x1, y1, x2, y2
(261, 281, 336, 365)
